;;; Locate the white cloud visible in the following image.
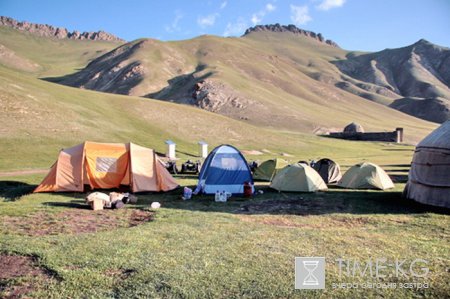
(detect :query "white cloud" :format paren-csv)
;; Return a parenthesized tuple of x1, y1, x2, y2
(198, 14, 218, 28)
(165, 10, 183, 33)
(316, 0, 346, 11)
(251, 14, 262, 25)
(290, 5, 312, 25)
(223, 18, 248, 37)
(250, 3, 277, 26)
(220, 1, 227, 9)
(266, 3, 276, 12)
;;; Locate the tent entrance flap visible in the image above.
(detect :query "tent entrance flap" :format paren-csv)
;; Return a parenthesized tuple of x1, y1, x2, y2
(84, 142, 129, 189)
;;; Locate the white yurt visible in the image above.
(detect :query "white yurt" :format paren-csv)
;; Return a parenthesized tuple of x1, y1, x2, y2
(404, 121, 450, 208)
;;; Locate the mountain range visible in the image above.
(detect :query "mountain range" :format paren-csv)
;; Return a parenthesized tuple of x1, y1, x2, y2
(27, 21, 447, 125)
(0, 16, 445, 165)
(0, 16, 124, 42)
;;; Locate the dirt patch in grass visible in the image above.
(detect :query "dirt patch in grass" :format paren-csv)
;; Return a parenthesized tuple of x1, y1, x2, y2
(236, 198, 347, 215)
(1, 208, 154, 236)
(0, 255, 53, 299)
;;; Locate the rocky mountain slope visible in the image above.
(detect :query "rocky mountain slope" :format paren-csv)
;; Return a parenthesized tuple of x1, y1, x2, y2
(0, 16, 124, 42)
(0, 20, 442, 145)
(50, 23, 449, 128)
(333, 39, 450, 122)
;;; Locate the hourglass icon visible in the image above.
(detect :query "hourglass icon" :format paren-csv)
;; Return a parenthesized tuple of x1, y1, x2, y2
(302, 260, 319, 286)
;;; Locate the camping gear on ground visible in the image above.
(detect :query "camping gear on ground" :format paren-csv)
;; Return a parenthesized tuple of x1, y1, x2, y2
(34, 142, 179, 193)
(86, 192, 110, 210)
(110, 192, 125, 203)
(248, 161, 259, 173)
(270, 163, 328, 192)
(214, 191, 229, 202)
(122, 193, 130, 204)
(89, 199, 104, 211)
(109, 192, 135, 204)
(128, 194, 138, 203)
(194, 144, 254, 195)
(164, 160, 178, 174)
(151, 202, 161, 209)
(404, 121, 450, 208)
(182, 187, 193, 200)
(180, 160, 201, 174)
(243, 182, 253, 198)
(253, 158, 288, 181)
(312, 158, 342, 184)
(338, 162, 394, 190)
(215, 191, 220, 202)
(113, 201, 124, 209)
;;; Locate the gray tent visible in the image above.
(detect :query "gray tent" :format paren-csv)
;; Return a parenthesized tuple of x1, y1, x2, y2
(312, 158, 342, 184)
(404, 121, 450, 208)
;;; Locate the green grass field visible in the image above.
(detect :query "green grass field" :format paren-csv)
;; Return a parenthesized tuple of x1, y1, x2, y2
(0, 148, 449, 298)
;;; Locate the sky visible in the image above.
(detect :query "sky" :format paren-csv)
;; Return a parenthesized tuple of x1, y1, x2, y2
(1, 0, 449, 51)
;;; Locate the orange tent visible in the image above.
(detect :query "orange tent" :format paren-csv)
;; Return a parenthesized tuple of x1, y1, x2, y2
(34, 142, 178, 193)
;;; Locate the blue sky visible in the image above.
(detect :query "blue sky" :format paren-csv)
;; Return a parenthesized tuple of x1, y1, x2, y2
(1, 0, 449, 51)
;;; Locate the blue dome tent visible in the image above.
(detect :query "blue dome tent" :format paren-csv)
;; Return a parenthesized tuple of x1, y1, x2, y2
(195, 145, 254, 194)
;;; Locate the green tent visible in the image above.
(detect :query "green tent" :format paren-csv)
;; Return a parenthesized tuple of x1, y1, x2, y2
(338, 162, 394, 190)
(270, 163, 328, 192)
(253, 158, 288, 181)
(312, 158, 342, 184)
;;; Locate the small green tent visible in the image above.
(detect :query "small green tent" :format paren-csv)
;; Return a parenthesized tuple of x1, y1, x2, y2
(270, 163, 328, 192)
(253, 158, 289, 181)
(338, 162, 394, 190)
(313, 158, 342, 184)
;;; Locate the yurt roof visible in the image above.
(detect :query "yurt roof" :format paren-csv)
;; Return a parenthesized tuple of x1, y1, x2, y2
(417, 121, 450, 149)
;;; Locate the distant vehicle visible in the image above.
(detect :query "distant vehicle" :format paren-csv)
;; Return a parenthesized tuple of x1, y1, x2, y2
(181, 160, 201, 174)
(164, 160, 178, 174)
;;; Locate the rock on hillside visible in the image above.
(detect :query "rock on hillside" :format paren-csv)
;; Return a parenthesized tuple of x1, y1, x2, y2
(333, 39, 450, 122)
(243, 24, 339, 47)
(0, 16, 124, 42)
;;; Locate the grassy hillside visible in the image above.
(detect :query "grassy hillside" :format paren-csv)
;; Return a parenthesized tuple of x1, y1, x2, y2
(0, 64, 424, 172)
(39, 31, 437, 138)
(0, 26, 122, 77)
(0, 27, 438, 171)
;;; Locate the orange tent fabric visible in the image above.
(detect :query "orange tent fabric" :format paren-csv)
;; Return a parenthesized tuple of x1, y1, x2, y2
(34, 142, 178, 193)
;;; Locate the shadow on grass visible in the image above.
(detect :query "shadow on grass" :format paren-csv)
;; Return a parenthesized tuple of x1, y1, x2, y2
(44, 200, 90, 209)
(388, 174, 408, 183)
(134, 185, 450, 216)
(0, 181, 37, 201)
(30, 184, 450, 216)
(3, 180, 448, 216)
